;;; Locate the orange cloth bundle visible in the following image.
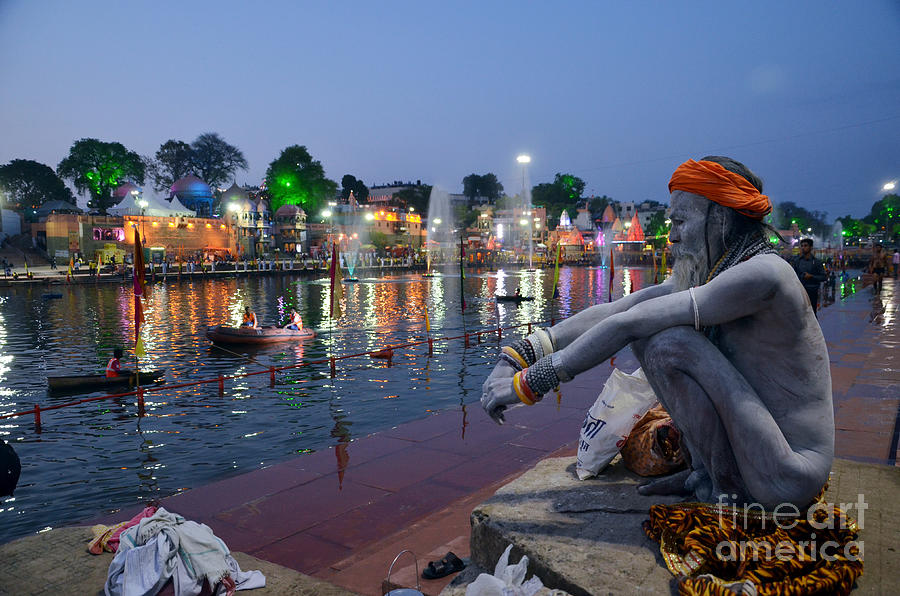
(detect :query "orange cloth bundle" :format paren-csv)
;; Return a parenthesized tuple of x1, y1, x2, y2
(669, 159, 772, 220)
(621, 404, 686, 476)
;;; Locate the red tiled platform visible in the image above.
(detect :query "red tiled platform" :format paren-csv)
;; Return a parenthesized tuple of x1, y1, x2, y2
(83, 278, 899, 595)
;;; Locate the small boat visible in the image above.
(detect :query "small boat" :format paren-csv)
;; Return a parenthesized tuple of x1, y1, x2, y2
(206, 325, 316, 345)
(42, 293, 63, 300)
(369, 347, 394, 359)
(48, 370, 165, 394)
(345, 277, 360, 282)
(496, 295, 535, 303)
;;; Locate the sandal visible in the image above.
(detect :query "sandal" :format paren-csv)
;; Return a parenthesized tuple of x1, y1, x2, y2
(422, 551, 465, 579)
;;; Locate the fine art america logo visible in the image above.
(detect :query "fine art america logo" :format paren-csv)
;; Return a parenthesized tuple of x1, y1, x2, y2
(713, 493, 865, 563)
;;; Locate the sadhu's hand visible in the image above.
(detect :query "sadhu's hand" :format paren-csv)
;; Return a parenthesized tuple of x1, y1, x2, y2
(481, 360, 519, 424)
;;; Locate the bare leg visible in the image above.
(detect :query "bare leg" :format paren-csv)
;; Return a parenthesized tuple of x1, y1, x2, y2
(631, 327, 826, 508)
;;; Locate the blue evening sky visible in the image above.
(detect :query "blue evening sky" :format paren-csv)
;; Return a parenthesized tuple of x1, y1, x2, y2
(1, 1, 898, 219)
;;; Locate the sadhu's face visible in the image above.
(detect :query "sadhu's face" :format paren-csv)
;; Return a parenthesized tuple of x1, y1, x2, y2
(667, 191, 712, 258)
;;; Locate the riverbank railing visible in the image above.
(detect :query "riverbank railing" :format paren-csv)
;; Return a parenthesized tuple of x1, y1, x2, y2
(0, 317, 561, 432)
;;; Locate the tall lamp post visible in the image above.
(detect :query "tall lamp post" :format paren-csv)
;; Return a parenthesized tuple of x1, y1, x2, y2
(516, 154, 534, 270)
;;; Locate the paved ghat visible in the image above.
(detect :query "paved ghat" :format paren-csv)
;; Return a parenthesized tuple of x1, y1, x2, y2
(1, 277, 896, 595)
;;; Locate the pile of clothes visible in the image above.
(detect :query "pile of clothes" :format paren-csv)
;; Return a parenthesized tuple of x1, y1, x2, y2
(89, 506, 265, 596)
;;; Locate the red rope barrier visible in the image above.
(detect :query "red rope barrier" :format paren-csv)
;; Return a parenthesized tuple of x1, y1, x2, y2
(0, 318, 556, 423)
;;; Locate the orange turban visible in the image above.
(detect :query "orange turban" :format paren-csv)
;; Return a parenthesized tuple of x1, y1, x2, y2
(668, 159, 772, 220)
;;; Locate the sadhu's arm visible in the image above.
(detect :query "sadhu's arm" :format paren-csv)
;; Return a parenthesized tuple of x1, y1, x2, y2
(548, 282, 674, 352)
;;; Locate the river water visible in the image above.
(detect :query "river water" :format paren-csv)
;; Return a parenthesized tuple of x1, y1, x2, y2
(0, 264, 657, 543)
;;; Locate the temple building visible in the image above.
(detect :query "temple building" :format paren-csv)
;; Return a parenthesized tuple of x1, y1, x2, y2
(170, 175, 215, 216)
(272, 204, 307, 254)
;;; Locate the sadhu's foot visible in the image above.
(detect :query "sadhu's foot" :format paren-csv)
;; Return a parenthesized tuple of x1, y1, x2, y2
(637, 469, 692, 496)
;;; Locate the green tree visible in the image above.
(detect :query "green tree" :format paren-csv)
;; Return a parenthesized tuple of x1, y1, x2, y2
(835, 215, 874, 246)
(266, 145, 337, 214)
(191, 133, 248, 189)
(645, 210, 670, 248)
(863, 194, 900, 242)
(588, 195, 612, 219)
(462, 173, 504, 203)
(370, 231, 389, 253)
(531, 173, 586, 226)
(462, 174, 479, 203)
(772, 201, 828, 236)
(340, 174, 369, 202)
(454, 202, 479, 231)
(148, 140, 195, 192)
(392, 184, 432, 214)
(57, 138, 145, 214)
(0, 159, 75, 219)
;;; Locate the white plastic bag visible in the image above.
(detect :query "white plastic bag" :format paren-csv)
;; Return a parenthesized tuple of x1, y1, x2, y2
(465, 544, 544, 596)
(575, 367, 658, 480)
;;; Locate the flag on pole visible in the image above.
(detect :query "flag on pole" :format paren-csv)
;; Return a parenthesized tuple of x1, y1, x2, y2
(459, 235, 466, 312)
(608, 247, 615, 303)
(133, 227, 147, 357)
(551, 242, 561, 299)
(329, 243, 343, 319)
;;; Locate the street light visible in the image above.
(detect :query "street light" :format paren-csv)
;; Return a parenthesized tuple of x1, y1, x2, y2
(884, 181, 896, 191)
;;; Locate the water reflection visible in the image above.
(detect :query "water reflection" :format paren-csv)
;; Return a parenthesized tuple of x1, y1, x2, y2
(0, 266, 658, 542)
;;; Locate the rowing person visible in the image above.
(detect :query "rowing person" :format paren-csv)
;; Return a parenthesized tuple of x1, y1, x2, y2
(283, 308, 303, 330)
(242, 306, 259, 328)
(105, 348, 132, 378)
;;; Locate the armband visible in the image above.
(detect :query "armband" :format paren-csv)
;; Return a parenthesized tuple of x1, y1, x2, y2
(524, 356, 561, 399)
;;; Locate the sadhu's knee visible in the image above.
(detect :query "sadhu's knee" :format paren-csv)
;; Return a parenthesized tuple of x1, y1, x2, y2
(639, 326, 699, 371)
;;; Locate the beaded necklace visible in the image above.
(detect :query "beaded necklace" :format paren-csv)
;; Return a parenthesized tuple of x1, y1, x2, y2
(704, 232, 777, 285)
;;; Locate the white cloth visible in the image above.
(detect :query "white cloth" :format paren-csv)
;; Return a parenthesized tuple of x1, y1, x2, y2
(105, 507, 265, 596)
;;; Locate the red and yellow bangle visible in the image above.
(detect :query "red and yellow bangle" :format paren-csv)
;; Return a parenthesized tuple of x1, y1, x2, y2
(501, 346, 529, 370)
(512, 370, 537, 406)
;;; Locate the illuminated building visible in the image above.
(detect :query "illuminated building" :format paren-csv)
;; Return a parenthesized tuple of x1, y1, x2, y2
(170, 175, 215, 216)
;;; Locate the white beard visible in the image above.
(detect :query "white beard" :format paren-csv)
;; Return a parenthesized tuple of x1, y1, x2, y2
(669, 249, 710, 292)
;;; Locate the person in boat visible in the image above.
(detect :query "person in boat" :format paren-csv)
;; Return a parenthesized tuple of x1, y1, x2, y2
(106, 347, 126, 378)
(514, 287, 521, 297)
(283, 308, 303, 330)
(242, 306, 259, 328)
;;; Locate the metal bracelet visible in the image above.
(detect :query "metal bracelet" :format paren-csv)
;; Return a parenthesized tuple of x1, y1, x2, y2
(509, 338, 536, 365)
(550, 351, 572, 383)
(499, 351, 524, 371)
(689, 287, 701, 331)
(524, 356, 560, 398)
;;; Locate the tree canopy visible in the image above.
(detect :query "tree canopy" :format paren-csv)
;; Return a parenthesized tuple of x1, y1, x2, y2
(147, 140, 195, 192)
(392, 184, 431, 214)
(771, 201, 828, 236)
(462, 173, 504, 203)
(587, 195, 612, 219)
(531, 173, 586, 225)
(863, 194, 899, 242)
(0, 159, 75, 218)
(190, 133, 248, 190)
(57, 138, 145, 214)
(265, 145, 337, 214)
(340, 174, 370, 202)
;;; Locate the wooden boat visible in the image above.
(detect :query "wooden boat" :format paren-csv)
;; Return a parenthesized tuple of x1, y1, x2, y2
(495, 295, 535, 303)
(48, 370, 165, 394)
(42, 293, 63, 300)
(206, 325, 316, 345)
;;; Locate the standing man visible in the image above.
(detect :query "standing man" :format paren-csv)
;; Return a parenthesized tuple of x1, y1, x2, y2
(790, 238, 826, 315)
(867, 244, 888, 293)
